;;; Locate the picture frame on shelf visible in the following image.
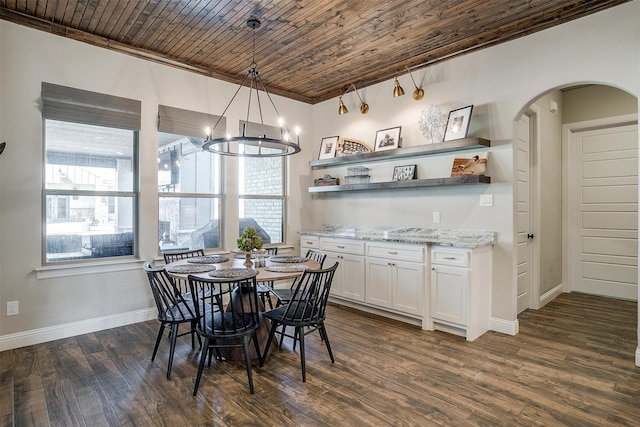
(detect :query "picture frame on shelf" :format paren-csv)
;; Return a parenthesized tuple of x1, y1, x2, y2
(443, 105, 473, 141)
(392, 164, 417, 181)
(451, 152, 488, 176)
(318, 136, 339, 159)
(374, 126, 402, 152)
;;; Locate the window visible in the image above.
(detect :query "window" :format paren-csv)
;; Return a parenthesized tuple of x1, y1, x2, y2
(238, 121, 286, 244)
(157, 106, 223, 252)
(42, 83, 140, 263)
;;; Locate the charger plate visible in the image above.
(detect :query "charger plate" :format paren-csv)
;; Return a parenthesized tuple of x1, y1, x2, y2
(265, 264, 309, 273)
(167, 264, 216, 274)
(209, 268, 258, 280)
(270, 256, 308, 263)
(187, 255, 229, 264)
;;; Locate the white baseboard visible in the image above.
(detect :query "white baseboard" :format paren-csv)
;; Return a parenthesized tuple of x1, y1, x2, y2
(490, 317, 519, 336)
(0, 308, 157, 352)
(539, 284, 564, 308)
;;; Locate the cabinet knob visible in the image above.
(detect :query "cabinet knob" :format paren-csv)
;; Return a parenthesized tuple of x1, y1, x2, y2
(443, 256, 456, 260)
(432, 267, 435, 271)
(388, 251, 398, 255)
(306, 241, 313, 245)
(337, 245, 345, 249)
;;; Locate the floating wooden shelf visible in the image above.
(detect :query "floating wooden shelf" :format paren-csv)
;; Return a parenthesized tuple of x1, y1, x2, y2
(308, 175, 491, 193)
(309, 137, 490, 168)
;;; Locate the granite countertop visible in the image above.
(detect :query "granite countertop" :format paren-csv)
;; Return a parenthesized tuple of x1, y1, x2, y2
(300, 225, 495, 249)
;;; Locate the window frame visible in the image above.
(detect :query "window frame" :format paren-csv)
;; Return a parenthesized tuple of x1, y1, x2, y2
(157, 106, 225, 253)
(40, 83, 141, 265)
(238, 121, 288, 245)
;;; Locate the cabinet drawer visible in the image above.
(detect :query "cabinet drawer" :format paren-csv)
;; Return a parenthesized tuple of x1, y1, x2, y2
(431, 247, 470, 267)
(300, 235, 320, 249)
(321, 238, 365, 255)
(366, 243, 425, 262)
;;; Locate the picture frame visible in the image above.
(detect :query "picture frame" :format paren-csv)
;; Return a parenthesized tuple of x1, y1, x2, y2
(392, 164, 416, 181)
(318, 136, 339, 159)
(443, 105, 473, 141)
(374, 126, 402, 152)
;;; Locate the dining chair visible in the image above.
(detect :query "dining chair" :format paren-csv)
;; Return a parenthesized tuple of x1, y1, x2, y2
(261, 262, 338, 382)
(271, 249, 327, 307)
(143, 262, 200, 379)
(256, 247, 278, 309)
(188, 272, 263, 394)
(162, 248, 205, 296)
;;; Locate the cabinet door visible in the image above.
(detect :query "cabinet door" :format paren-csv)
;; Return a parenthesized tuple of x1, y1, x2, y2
(325, 251, 341, 297)
(340, 253, 366, 302)
(393, 261, 424, 316)
(431, 265, 469, 326)
(366, 258, 393, 308)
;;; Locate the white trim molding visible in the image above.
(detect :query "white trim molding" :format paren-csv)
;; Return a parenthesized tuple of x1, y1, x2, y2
(0, 307, 156, 351)
(491, 317, 519, 336)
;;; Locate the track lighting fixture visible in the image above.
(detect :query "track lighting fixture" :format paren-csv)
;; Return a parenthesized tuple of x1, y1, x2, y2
(338, 84, 369, 115)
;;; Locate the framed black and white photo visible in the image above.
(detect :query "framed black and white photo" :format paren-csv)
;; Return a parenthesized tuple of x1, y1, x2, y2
(443, 105, 473, 141)
(392, 164, 416, 181)
(374, 126, 402, 152)
(318, 136, 339, 159)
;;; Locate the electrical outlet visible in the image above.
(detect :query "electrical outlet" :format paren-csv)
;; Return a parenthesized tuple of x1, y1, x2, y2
(480, 194, 493, 207)
(7, 301, 19, 316)
(433, 211, 441, 223)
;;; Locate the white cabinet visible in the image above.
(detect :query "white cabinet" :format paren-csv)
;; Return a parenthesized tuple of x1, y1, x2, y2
(320, 238, 365, 302)
(365, 242, 424, 317)
(430, 246, 492, 341)
(300, 234, 320, 257)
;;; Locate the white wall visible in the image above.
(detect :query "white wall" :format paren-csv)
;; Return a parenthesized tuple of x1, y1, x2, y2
(532, 91, 564, 296)
(309, 1, 640, 327)
(0, 1, 639, 350)
(0, 20, 313, 348)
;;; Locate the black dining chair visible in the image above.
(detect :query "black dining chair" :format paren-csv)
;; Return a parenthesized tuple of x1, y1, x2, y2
(256, 247, 278, 309)
(163, 249, 205, 297)
(271, 249, 327, 307)
(260, 262, 338, 382)
(188, 272, 263, 394)
(143, 262, 200, 379)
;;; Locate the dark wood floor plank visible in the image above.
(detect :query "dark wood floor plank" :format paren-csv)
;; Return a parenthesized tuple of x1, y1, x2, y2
(1, 292, 639, 426)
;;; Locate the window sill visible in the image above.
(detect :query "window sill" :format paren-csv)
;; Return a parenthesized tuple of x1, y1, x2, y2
(35, 258, 145, 280)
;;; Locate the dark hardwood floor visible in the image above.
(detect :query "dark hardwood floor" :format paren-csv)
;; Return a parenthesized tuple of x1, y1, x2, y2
(1, 292, 639, 426)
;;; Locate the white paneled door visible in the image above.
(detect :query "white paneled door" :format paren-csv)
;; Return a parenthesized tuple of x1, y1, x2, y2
(516, 114, 532, 313)
(570, 124, 638, 300)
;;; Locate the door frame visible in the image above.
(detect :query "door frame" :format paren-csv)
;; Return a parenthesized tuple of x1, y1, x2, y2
(562, 113, 638, 294)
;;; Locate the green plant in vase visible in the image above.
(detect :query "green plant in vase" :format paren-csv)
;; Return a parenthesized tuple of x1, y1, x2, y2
(237, 226, 263, 267)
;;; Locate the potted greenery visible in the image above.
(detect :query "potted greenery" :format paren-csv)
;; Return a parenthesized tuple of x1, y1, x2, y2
(237, 226, 264, 267)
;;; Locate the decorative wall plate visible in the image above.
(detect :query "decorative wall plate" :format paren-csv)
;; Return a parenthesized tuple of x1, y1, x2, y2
(336, 137, 371, 156)
(187, 255, 229, 264)
(167, 264, 216, 274)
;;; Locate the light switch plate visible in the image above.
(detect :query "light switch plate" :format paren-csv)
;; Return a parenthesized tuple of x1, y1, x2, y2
(480, 194, 493, 207)
(433, 211, 440, 223)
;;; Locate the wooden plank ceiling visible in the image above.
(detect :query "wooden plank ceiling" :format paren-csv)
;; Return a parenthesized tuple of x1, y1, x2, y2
(0, 0, 630, 104)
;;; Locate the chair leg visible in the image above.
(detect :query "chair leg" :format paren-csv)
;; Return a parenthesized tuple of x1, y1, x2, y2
(193, 337, 210, 395)
(319, 324, 335, 363)
(241, 335, 255, 394)
(166, 323, 179, 379)
(297, 326, 306, 382)
(151, 324, 165, 361)
(251, 331, 263, 366)
(260, 321, 279, 366)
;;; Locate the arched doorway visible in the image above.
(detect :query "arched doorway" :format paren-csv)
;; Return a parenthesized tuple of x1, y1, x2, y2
(516, 84, 638, 313)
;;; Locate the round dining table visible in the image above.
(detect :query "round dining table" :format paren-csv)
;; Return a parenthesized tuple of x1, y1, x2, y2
(164, 253, 320, 360)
